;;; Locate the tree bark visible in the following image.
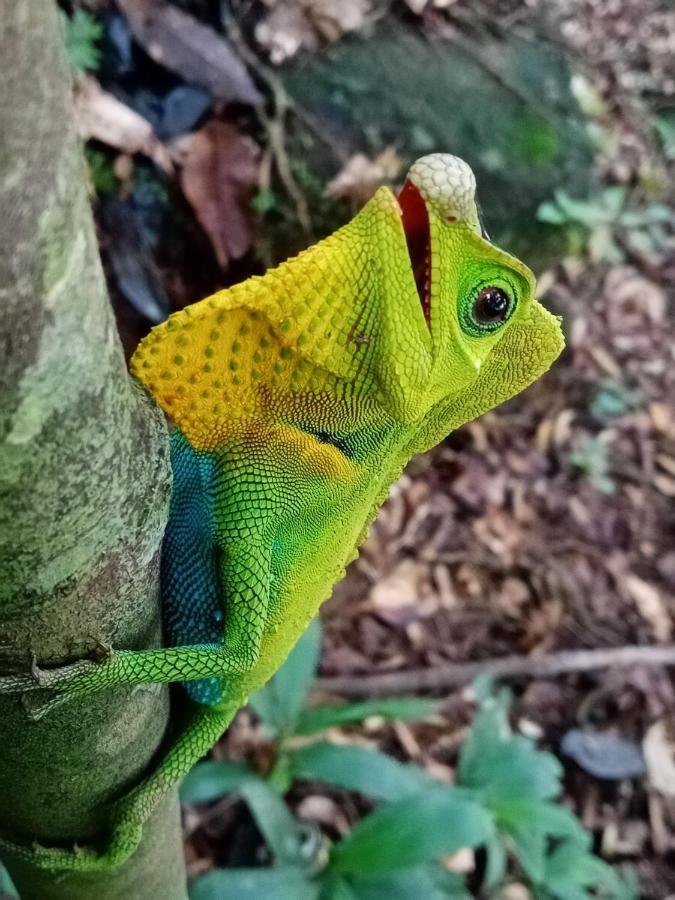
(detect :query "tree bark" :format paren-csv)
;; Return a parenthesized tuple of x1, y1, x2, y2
(0, 2, 184, 897)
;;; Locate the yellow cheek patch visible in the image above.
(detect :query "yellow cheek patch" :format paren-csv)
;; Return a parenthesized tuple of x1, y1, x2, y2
(131, 298, 337, 452)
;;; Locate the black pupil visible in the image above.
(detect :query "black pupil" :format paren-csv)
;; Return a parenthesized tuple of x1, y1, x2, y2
(473, 287, 510, 325)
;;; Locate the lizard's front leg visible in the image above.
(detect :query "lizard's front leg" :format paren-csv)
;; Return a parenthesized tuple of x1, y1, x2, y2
(0, 538, 272, 718)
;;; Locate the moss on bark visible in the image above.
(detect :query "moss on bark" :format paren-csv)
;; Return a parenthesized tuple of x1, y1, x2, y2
(0, 2, 185, 896)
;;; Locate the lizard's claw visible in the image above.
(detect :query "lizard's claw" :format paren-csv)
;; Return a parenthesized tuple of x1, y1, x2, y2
(20, 689, 73, 721)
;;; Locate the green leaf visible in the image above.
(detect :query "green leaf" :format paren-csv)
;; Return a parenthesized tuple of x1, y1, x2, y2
(329, 788, 491, 875)
(458, 707, 562, 805)
(601, 186, 627, 216)
(290, 742, 432, 801)
(552, 190, 601, 226)
(319, 876, 360, 900)
(589, 225, 624, 263)
(644, 202, 674, 223)
(543, 840, 636, 899)
(60, 10, 102, 74)
(497, 799, 588, 845)
(240, 779, 306, 866)
(536, 201, 567, 225)
(249, 618, 322, 735)
(590, 379, 642, 423)
(507, 824, 548, 883)
(180, 760, 259, 805)
(342, 865, 470, 899)
(617, 210, 649, 228)
(189, 867, 319, 900)
(0, 864, 18, 899)
(487, 797, 588, 885)
(653, 110, 675, 159)
(267, 752, 295, 794)
(518, 116, 559, 167)
(483, 826, 507, 889)
(489, 795, 596, 886)
(181, 764, 309, 867)
(296, 697, 440, 736)
(85, 148, 118, 198)
(252, 188, 282, 214)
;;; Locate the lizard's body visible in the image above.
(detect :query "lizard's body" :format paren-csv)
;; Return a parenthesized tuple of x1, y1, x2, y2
(0, 155, 564, 871)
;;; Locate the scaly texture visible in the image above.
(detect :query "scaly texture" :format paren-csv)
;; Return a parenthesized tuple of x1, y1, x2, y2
(0, 154, 564, 871)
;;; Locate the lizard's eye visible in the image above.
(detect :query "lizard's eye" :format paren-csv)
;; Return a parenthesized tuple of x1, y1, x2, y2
(460, 284, 516, 336)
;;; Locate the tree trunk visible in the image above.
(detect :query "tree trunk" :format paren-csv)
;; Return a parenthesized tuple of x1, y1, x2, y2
(0, 2, 185, 897)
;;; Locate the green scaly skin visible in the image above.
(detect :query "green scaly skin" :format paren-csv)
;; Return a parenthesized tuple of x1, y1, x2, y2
(0, 155, 564, 871)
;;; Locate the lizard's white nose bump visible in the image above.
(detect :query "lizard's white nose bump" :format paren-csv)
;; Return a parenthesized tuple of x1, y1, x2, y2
(406, 154, 480, 232)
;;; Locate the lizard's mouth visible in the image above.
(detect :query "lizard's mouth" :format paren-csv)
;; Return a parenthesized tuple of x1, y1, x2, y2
(398, 179, 431, 327)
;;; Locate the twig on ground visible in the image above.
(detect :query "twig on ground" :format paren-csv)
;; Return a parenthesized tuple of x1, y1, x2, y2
(315, 644, 675, 697)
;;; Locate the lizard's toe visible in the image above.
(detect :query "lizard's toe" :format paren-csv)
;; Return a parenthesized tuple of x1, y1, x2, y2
(21, 690, 70, 721)
(0, 672, 41, 693)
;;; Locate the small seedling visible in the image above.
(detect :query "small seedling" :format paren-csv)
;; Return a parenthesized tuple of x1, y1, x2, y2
(60, 10, 103, 75)
(85, 148, 119, 199)
(183, 626, 634, 899)
(570, 436, 615, 494)
(537, 187, 673, 263)
(589, 379, 642, 424)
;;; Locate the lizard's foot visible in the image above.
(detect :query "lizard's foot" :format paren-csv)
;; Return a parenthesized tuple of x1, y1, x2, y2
(0, 827, 139, 873)
(0, 656, 112, 720)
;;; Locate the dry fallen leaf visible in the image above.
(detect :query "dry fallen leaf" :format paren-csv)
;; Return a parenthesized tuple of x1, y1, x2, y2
(499, 886, 532, 900)
(74, 77, 172, 172)
(604, 267, 666, 326)
(404, 0, 429, 14)
(472, 511, 524, 565)
(653, 473, 675, 497)
(117, 0, 262, 106)
(587, 344, 622, 378)
(650, 401, 675, 438)
(443, 847, 475, 874)
(295, 794, 350, 833)
(643, 719, 675, 797)
(180, 122, 260, 268)
(326, 149, 402, 204)
(368, 559, 436, 617)
(255, 0, 374, 63)
(656, 454, 675, 477)
(623, 573, 672, 642)
(495, 576, 530, 617)
(368, 559, 423, 611)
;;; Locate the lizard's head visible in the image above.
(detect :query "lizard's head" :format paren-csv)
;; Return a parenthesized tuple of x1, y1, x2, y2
(365, 153, 564, 437)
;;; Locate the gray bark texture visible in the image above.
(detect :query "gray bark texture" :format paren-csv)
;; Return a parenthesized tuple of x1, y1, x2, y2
(0, 2, 185, 897)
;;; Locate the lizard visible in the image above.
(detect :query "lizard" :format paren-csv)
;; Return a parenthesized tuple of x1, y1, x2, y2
(0, 154, 564, 871)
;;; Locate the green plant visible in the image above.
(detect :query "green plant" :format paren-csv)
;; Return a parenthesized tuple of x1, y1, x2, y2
(569, 436, 615, 494)
(652, 109, 675, 161)
(537, 187, 673, 262)
(0, 862, 18, 898)
(457, 678, 632, 898)
(60, 9, 103, 75)
(85, 148, 119, 198)
(182, 626, 634, 899)
(589, 379, 642, 424)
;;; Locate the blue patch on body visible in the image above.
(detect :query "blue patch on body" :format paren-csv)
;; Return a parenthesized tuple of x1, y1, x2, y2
(161, 430, 224, 705)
